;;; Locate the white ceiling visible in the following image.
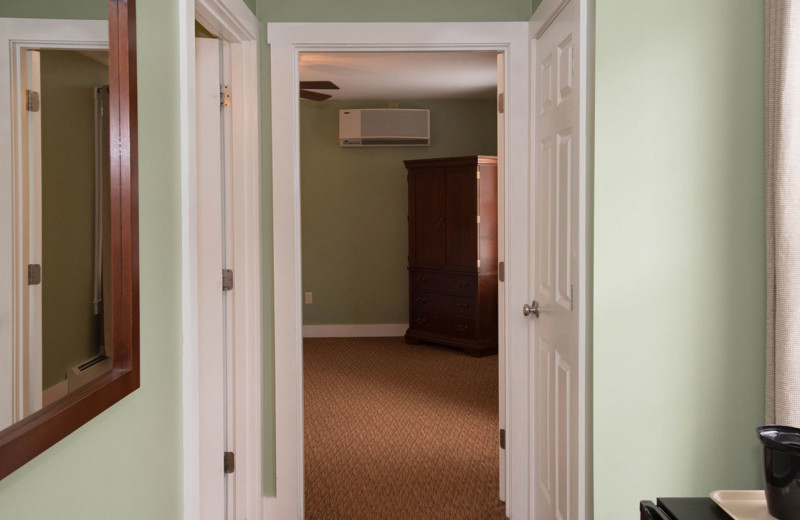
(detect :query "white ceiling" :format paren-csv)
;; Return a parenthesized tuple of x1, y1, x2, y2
(299, 51, 498, 101)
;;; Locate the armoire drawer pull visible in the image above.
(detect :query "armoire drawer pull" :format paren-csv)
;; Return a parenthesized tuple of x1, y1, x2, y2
(416, 317, 428, 325)
(457, 281, 470, 288)
(416, 277, 428, 284)
(456, 324, 469, 331)
(457, 303, 471, 310)
(417, 297, 428, 304)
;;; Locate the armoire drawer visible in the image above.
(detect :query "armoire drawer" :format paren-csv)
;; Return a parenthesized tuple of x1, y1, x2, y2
(410, 269, 475, 296)
(411, 291, 476, 318)
(410, 312, 476, 339)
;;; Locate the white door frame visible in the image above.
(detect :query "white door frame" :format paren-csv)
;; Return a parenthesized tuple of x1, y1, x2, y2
(178, 1, 262, 519)
(530, 1, 592, 519)
(0, 17, 108, 431)
(268, 22, 531, 519)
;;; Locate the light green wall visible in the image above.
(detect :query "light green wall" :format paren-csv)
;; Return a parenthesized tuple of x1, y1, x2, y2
(257, 0, 533, 496)
(261, 0, 531, 22)
(0, 0, 105, 19)
(301, 99, 497, 326)
(40, 50, 108, 389)
(0, 1, 183, 519)
(593, 1, 765, 518)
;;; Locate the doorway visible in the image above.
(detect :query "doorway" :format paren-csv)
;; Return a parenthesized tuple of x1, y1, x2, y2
(297, 50, 503, 518)
(269, 22, 532, 519)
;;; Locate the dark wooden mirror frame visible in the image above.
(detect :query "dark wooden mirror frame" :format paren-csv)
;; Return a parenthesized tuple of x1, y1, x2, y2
(0, 0, 139, 480)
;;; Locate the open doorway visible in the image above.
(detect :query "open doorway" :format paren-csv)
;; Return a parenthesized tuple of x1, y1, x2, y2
(298, 50, 505, 518)
(268, 21, 532, 520)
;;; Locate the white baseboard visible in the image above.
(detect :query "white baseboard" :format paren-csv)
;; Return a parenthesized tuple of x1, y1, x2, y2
(302, 323, 408, 338)
(42, 379, 68, 407)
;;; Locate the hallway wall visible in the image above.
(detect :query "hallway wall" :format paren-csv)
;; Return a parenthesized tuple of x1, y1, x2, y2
(593, 1, 765, 518)
(0, 1, 185, 518)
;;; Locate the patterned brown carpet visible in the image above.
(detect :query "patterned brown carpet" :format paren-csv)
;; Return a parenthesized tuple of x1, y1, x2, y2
(303, 337, 506, 520)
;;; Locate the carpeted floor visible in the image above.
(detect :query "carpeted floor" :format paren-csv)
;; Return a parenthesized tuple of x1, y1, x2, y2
(303, 336, 506, 520)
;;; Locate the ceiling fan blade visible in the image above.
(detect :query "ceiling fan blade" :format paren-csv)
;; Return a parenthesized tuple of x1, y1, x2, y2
(299, 81, 339, 90)
(300, 89, 332, 101)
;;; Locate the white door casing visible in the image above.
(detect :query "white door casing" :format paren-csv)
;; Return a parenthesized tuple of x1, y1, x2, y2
(268, 22, 530, 520)
(179, 1, 262, 519)
(530, 0, 589, 519)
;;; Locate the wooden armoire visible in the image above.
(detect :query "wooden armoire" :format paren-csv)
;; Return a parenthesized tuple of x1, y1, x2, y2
(404, 155, 498, 357)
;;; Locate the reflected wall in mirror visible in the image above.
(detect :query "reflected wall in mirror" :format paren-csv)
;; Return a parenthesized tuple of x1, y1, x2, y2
(0, 0, 139, 479)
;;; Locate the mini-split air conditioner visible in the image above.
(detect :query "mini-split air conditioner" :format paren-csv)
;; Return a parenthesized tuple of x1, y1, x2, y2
(339, 109, 430, 147)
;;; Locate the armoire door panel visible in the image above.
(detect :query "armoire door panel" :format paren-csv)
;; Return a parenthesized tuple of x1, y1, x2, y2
(444, 168, 477, 268)
(413, 170, 445, 266)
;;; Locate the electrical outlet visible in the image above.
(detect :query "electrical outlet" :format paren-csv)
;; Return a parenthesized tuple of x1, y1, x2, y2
(304, 292, 313, 304)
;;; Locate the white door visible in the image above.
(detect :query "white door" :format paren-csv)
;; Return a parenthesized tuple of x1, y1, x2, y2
(532, 1, 581, 520)
(496, 51, 507, 504)
(195, 36, 236, 520)
(22, 49, 43, 419)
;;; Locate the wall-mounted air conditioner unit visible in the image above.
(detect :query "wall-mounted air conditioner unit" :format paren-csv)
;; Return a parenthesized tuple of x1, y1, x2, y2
(339, 109, 430, 147)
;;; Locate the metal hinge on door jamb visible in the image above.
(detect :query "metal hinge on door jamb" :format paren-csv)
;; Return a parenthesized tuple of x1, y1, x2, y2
(499, 428, 506, 449)
(26, 90, 40, 112)
(223, 451, 235, 474)
(222, 269, 234, 291)
(28, 264, 41, 285)
(220, 84, 231, 108)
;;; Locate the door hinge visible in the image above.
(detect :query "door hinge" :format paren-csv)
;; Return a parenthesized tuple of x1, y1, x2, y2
(499, 428, 506, 450)
(498, 261, 505, 282)
(26, 90, 40, 112)
(220, 84, 231, 108)
(27, 264, 41, 285)
(476, 215, 481, 224)
(222, 269, 234, 291)
(477, 259, 481, 268)
(476, 168, 481, 180)
(498, 92, 505, 114)
(224, 451, 235, 474)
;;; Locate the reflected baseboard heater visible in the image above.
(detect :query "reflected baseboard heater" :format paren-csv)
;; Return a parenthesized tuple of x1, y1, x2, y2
(339, 109, 430, 147)
(67, 354, 112, 392)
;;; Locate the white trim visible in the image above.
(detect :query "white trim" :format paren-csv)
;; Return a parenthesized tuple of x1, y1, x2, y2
(302, 324, 408, 338)
(179, 2, 261, 520)
(269, 22, 530, 520)
(529, 0, 570, 38)
(262, 497, 277, 520)
(0, 18, 108, 431)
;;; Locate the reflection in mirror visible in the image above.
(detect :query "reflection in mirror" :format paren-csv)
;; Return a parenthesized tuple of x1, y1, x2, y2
(36, 50, 112, 412)
(0, 16, 110, 431)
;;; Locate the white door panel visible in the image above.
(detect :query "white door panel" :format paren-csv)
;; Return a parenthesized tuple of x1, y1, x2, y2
(532, 1, 580, 520)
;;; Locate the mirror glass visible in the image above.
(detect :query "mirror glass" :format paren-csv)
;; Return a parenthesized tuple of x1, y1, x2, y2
(0, 3, 111, 430)
(38, 49, 112, 411)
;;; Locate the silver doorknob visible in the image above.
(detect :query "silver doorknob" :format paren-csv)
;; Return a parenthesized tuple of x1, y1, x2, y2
(522, 300, 540, 318)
